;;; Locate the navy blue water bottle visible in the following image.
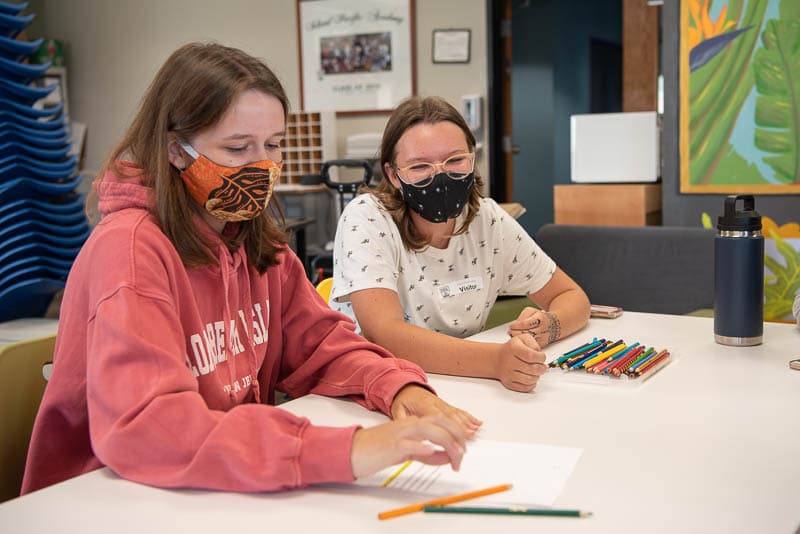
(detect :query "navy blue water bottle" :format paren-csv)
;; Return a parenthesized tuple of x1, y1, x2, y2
(714, 195, 763, 346)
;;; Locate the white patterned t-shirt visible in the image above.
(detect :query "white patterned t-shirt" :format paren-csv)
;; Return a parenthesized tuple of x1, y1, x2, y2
(330, 194, 556, 338)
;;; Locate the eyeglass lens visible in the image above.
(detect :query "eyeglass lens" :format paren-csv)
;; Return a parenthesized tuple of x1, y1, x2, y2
(399, 153, 474, 186)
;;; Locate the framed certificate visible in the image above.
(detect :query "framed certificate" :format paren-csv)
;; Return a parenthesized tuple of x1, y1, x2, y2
(432, 29, 470, 64)
(297, 0, 416, 115)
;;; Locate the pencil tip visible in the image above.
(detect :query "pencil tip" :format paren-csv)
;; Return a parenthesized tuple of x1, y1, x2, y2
(581, 511, 593, 518)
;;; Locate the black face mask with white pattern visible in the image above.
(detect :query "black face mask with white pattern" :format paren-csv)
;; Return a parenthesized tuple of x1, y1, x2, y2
(400, 172, 475, 223)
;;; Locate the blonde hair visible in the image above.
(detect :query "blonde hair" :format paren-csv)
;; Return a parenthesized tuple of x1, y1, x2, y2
(94, 42, 289, 274)
(371, 96, 483, 251)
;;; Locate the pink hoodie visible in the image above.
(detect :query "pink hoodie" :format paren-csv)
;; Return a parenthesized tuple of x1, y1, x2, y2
(22, 163, 429, 494)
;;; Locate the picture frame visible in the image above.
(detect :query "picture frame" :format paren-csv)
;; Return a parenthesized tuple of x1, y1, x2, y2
(296, 0, 416, 115)
(432, 29, 471, 64)
(679, 0, 800, 194)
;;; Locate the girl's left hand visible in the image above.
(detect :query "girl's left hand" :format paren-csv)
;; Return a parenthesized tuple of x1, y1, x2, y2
(507, 307, 562, 348)
(390, 385, 481, 437)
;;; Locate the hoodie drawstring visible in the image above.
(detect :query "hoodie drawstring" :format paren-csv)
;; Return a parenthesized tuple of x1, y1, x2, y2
(219, 245, 238, 401)
(220, 244, 261, 404)
(239, 247, 261, 403)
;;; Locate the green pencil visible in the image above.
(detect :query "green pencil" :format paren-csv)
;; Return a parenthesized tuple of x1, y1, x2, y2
(423, 505, 592, 517)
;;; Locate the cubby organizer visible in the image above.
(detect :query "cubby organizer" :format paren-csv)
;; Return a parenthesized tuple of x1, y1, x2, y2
(281, 111, 336, 184)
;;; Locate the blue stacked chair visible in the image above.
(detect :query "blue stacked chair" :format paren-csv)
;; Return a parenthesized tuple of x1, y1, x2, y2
(0, 1, 89, 321)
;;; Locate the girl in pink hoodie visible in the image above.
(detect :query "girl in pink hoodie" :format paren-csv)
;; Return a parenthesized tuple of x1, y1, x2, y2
(22, 42, 480, 495)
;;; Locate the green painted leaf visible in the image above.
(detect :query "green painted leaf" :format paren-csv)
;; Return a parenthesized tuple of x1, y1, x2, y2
(763, 154, 794, 183)
(775, 234, 800, 273)
(754, 97, 789, 127)
(688, 1, 767, 186)
(752, 17, 800, 184)
(708, 145, 768, 184)
(764, 234, 800, 321)
(755, 129, 792, 152)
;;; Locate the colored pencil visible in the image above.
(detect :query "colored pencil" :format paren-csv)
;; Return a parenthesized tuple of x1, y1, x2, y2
(608, 347, 643, 377)
(582, 342, 627, 369)
(590, 343, 639, 373)
(564, 343, 609, 369)
(606, 346, 644, 376)
(377, 484, 513, 520)
(592, 352, 626, 374)
(423, 505, 592, 518)
(561, 338, 598, 357)
(627, 349, 667, 375)
(632, 348, 666, 372)
(632, 352, 671, 378)
(551, 338, 604, 367)
(381, 460, 413, 487)
(616, 349, 651, 376)
(562, 338, 603, 358)
(624, 347, 657, 373)
(636, 351, 668, 372)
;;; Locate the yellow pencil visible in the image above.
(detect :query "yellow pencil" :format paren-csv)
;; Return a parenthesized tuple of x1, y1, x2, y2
(381, 460, 413, 487)
(582, 343, 626, 369)
(378, 483, 513, 520)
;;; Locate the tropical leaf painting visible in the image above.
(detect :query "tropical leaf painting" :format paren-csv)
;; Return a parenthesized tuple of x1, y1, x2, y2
(680, 0, 800, 193)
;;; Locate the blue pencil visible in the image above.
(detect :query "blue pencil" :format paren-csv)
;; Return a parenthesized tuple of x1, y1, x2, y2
(552, 338, 604, 367)
(565, 342, 610, 370)
(562, 338, 600, 358)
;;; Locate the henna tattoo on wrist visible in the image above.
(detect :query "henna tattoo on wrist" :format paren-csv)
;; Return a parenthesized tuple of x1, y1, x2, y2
(544, 312, 561, 344)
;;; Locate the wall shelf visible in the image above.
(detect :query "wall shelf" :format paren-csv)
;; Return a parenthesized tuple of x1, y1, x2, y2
(281, 111, 336, 184)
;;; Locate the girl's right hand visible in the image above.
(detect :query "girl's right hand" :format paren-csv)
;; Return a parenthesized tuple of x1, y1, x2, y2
(350, 414, 468, 479)
(493, 334, 548, 393)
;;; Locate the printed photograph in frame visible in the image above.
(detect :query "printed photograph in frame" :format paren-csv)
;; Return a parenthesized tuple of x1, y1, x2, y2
(296, 0, 416, 115)
(679, 0, 800, 194)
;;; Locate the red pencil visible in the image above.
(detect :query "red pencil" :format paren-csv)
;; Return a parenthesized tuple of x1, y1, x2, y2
(593, 349, 631, 374)
(609, 347, 645, 376)
(627, 349, 668, 375)
(632, 351, 671, 377)
(590, 343, 640, 374)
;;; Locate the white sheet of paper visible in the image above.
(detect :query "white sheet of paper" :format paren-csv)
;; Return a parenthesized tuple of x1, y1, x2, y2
(356, 439, 582, 506)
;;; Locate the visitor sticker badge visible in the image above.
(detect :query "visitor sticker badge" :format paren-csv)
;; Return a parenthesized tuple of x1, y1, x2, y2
(438, 276, 484, 299)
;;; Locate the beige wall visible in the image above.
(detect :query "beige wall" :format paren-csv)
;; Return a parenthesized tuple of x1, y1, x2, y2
(27, 0, 488, 181)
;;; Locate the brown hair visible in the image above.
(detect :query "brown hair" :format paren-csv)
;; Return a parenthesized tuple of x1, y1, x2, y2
(372, 96, 484, 251)
(94, 42, 289, 274)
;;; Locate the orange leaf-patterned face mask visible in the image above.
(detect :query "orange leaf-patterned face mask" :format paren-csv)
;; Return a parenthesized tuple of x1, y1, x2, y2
(178, 141, 282, 222)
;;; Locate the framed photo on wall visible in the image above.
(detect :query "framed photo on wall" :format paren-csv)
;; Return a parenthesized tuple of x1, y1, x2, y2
(432, 29, 471, 64)
(296, 0, 416, 115)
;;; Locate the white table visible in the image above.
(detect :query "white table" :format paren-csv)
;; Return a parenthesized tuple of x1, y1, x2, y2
(0, 318, 58, 346)
(1, 312, 798, 533)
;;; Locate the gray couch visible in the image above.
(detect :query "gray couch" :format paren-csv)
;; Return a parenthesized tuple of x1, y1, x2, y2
(534, 224, 715, 315)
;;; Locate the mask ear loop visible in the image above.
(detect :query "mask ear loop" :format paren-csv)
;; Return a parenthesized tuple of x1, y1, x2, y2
(178, 140, 200, 159)
(391, 166, 404, 199)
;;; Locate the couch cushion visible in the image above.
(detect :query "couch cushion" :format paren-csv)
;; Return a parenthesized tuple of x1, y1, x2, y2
(534, 224, 715, 315)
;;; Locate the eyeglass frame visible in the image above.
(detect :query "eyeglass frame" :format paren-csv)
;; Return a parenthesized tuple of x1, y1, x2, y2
(392, 151, 476, 188)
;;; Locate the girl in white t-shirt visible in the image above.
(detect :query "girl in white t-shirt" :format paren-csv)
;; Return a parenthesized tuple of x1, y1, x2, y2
(331, 96, 590, 393)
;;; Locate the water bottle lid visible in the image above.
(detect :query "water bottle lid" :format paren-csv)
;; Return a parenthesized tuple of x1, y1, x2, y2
(717, 195, 762, 231)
